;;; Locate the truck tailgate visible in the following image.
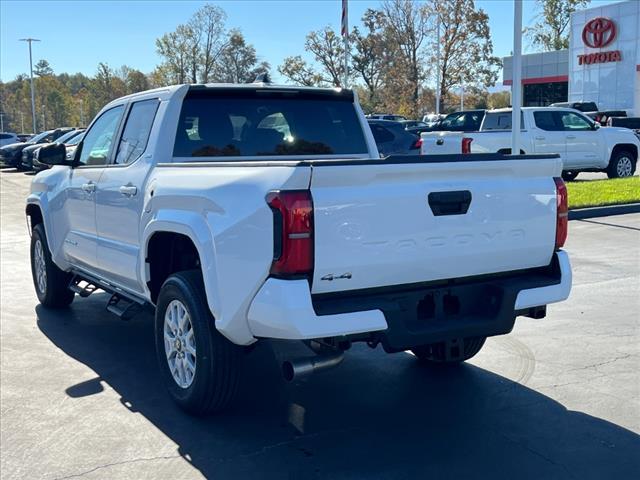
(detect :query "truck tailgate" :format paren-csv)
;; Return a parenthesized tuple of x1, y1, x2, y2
(310, 155, 562, 294)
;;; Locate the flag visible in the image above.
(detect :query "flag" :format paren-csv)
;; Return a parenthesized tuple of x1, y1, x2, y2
(341, 0, 348, 37)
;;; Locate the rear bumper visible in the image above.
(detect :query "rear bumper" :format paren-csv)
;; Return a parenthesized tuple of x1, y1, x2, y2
(247, 251, 571, 349)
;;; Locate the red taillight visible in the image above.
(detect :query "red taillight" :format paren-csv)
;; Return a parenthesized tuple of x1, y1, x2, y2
(554, 177, 568, 250)
(462, 137, 473, 154)
(266, 190, 314, 277)
(413, 137, 423, 150)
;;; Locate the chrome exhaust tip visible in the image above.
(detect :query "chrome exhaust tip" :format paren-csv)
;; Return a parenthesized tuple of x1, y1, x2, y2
(282, 352, 344, 382)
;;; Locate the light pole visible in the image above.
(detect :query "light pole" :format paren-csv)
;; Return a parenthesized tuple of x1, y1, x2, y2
(19, 38, 40, 133)
(0, 112, 4, 132)
(20, 112, 25, 133)
(460, 79, 464, 111)
(79, 99, 84, 127)
(511, 1, 522, 156)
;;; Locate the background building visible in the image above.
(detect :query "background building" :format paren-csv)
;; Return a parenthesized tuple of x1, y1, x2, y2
(503, 0, 639, 114)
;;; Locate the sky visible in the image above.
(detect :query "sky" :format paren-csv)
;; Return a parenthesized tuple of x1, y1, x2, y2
(0, 0, 624, 84)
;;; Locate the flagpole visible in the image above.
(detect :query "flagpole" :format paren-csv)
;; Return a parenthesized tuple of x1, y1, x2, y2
(342, 0, 349, 88)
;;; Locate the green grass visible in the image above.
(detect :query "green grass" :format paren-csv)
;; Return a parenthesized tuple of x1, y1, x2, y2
(567, 177, 640, 209)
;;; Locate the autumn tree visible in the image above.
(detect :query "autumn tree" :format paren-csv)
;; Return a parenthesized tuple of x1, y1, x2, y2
(279, 26, 346, 87)
(156, 3, 229, 84)
(526, 0, 590, 51)
(278, 56, 325, 87)
(380, 0, 432, 115)
(430, 0, 501, 113)
(351, 9, 386, 106)
(214, 30, 269, 83)
(487, 90, 511, 109)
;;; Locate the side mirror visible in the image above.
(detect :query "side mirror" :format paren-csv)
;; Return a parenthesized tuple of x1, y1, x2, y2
(36, 143, 68, 166)
(593, 122, 601, 130)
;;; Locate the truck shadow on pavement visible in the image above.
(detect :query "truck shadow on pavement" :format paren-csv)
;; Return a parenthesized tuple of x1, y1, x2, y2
(36, 297, 640, 479)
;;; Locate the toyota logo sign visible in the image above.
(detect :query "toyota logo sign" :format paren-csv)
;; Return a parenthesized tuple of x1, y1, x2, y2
(582, 17, 616, 49)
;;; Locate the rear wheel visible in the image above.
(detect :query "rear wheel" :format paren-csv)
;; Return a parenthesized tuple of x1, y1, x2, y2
(561, 171, 579, 181)
(607, 150, 636, 178)
(154, 270, 243, 415)
(30, 224, 74, 308)
(411, 337, 486, 364)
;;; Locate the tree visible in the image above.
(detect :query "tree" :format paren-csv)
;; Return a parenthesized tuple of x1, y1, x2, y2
(351, 9, 386, 106)
(214, 30, 269, 83)
(525, 0, 590, 51)
(278, 56, 325, 87)
(34, 59, 53, 77)
(156, 27, 191, 84)
(279, 26, 347, 87)
(487, 90, 511, 109)
(380, 0, 432, 115)
(191, 4, 228, 82)
(430, 0, 501, 113)
(155, 3, 229, 84)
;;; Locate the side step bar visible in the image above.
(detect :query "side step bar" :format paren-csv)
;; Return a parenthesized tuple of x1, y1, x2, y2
(68, 271, 150, 321)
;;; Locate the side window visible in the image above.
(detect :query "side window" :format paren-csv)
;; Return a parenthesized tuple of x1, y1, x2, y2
(559, 112, 592, 131)
(371, 125, 394, 143)
(534, 111, 561, 131)
(78, 106, 124, 166)
(482, 113, 524, 130)
(115, 99, 159, 165)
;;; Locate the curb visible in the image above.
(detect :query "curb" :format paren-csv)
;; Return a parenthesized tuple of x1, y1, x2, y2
(569, 203, 640, 220)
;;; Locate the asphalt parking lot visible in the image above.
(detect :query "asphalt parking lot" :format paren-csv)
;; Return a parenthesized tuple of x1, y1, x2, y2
(1, 168, 638, 479)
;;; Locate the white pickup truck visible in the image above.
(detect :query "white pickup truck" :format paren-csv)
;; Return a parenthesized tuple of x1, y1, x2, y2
(421, 107, 639, 180)
(27, 83, 571, 415)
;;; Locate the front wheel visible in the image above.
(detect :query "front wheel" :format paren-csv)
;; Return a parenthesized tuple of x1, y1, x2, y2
(411, 337, 486, 364)
(30, 223, 74, 308)
(607, 150, 636, 178)
(154, 270, 243, 415)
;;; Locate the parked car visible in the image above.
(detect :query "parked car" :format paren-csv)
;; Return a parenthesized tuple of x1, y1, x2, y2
(550, 101, 599, 113)
(0, 128, 74, 169)
(368, 119, 421, 156)
(607, 116, 640, 133)
(33, 130, 85, 173)
(420, 107, 639, 180)
(400, 120, 429, 130)
(421, 113, 445, 125)
(419, 109, 486, 133)
(23, 129, 83, 171)
(366, 113, 407, 121)
(0, 132, 19, 147)
(28, 83, 571, 415)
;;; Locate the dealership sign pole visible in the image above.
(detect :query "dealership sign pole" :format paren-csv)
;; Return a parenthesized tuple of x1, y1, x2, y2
(511, 0, 522, 156)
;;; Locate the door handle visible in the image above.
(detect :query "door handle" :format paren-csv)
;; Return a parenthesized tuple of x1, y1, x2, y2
(119, 185, 138, 197)
(81, 182, 96, 193)
(535, 136, 546, 141)
(566, 135, 576, 139)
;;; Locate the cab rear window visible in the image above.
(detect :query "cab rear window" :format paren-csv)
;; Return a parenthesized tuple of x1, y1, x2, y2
(173, 90, 368, 158)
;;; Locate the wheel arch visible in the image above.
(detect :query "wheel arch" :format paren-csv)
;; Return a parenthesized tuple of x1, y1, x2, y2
(142, 214, 222, 323)
(610, 144, 638, 162)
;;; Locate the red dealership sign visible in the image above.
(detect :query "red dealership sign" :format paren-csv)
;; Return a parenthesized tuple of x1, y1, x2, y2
(578, 17, 621, 66)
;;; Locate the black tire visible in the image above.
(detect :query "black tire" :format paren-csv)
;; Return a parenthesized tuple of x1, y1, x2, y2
(561, 171, 579, 182)
(30, 223, 74, 308)
(607, 150, 636, 179)
(411, 337, 486, 364)
(154, 270, 243, 415)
